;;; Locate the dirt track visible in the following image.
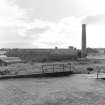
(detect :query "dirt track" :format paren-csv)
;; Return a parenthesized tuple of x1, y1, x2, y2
(0, 74, 105, 105)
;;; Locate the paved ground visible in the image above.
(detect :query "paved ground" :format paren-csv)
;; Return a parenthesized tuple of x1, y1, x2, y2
(0, 74, 105, 105)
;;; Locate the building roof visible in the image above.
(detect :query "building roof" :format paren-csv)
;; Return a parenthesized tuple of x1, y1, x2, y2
(0, 57, 22, 63)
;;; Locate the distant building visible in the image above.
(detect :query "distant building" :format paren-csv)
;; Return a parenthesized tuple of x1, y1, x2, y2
(0, 51, 7, 58)
(0, 57, 23, 66)
(95, 48, 105, 54)
(50, 49, 77, 55)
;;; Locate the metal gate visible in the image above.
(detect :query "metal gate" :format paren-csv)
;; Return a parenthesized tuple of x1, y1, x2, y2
(41, 63, 72, 73)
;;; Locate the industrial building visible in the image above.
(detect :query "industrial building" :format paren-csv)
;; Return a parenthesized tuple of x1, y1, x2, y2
(0, 24, 87, 64)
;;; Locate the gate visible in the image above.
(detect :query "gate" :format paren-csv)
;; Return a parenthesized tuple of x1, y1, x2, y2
(41, 63, 72, 73)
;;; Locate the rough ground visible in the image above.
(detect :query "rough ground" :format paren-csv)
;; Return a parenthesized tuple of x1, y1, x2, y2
(0, 74, 105, 105)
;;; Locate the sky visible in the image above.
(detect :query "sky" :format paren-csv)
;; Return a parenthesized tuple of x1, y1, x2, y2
(1, 0, 105, 49)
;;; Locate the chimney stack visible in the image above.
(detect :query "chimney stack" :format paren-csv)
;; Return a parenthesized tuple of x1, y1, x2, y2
(81, 24, 87, 58)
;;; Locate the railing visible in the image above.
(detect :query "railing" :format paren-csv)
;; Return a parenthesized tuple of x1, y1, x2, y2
(41, 63, 72, 73)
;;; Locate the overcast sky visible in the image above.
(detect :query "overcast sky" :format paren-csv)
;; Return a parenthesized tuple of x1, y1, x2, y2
(1, 0, 105, 48)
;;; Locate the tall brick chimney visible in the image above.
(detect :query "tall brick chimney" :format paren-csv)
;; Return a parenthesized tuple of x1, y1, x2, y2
(81, 24, 87, 58)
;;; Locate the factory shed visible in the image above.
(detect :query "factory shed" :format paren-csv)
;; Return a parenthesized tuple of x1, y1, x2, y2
(0, 57, 23, 66)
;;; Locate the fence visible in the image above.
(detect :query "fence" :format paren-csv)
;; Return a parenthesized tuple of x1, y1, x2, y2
(96, 66, 105, 79)
(41, 63, 72, 73)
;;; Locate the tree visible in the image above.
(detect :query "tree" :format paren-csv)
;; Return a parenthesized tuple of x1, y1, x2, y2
(87, 67, 93, 74)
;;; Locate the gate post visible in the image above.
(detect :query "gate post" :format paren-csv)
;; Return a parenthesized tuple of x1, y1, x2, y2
(97, 66, 100, 79)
